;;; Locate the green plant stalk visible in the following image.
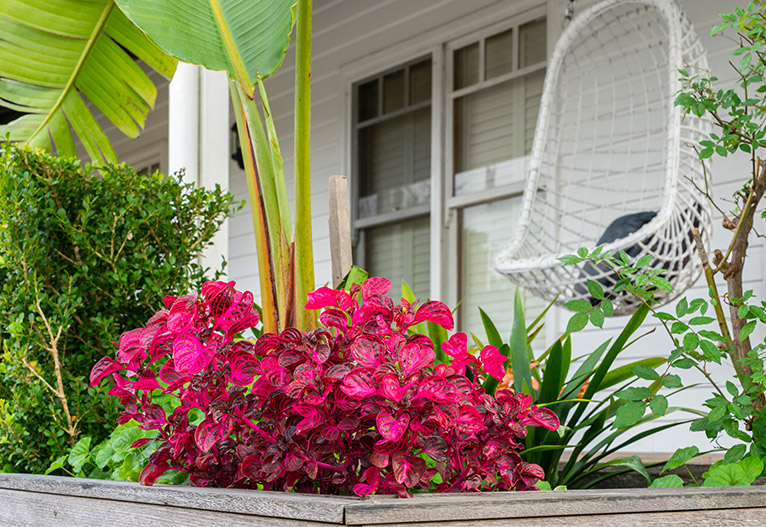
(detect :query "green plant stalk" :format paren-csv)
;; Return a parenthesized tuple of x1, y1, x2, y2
(257, 79, 292, 236)
(230, 83, 278, 333)
(238, 82, 293, 330)
(294, 0, 316, 332)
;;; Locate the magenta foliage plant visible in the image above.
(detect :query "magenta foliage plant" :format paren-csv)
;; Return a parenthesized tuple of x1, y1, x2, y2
(91, 278, 558, 496)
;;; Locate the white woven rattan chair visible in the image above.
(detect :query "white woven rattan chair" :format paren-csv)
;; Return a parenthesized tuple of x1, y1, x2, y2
(493, 0, 713, 315)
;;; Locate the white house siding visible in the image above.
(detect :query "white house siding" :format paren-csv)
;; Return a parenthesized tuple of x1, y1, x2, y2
(81, 0, 758, 454)
(226, 0, 565, 297)
(225, 0, 762, 454)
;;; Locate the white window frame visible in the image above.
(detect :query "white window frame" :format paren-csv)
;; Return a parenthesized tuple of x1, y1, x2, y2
(341, 1, 563, 333)
(350, 56, 434, 276)
(443, 6, 548, 321)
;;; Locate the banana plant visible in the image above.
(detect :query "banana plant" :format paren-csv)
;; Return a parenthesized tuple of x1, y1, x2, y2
(1, 0, 317, 333)
(0, 0, 177, 162)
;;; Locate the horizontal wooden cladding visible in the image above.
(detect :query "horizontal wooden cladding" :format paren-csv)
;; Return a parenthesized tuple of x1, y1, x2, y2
(347, 507, 766, 527)
(4, 475, 766, 526)
(0, 474, 352, 525)
(0, 488, 334, 527)
(344, 486, 766, 525)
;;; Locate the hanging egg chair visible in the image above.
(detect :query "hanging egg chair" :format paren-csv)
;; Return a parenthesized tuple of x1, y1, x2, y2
(493, 0, 713, 315)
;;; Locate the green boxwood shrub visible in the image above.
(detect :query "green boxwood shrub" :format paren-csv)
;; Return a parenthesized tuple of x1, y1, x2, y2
(0, 144, 240, 473)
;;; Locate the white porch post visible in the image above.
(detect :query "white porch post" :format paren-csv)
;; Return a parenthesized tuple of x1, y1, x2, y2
(168, 62, 200, 185)
(198, 69, 231, 277)
(167, 63, 231, 277)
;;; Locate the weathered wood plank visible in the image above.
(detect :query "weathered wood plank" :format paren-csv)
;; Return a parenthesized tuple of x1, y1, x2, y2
(353, 507, 766, 527)
(0, 488, 336, 527)
(0, 474, 352, 524)
(328, 175, 353, 288)
(344, 487, 766, 525)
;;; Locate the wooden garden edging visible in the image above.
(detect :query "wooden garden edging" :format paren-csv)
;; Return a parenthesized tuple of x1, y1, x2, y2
(3, 474, 766, 526)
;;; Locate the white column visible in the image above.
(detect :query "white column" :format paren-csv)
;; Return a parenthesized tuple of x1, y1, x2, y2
(198, 69, 231, 277)
(168, 62, 200, 186)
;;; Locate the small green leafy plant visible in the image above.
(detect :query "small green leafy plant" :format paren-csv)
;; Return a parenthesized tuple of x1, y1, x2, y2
(0, 144, 238, 473)
(461, 283, 685, 489)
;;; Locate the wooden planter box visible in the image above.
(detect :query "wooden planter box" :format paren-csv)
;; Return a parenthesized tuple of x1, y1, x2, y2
(3, 473, 766, 526)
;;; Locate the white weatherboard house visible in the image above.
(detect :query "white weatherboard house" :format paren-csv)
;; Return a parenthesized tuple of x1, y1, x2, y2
(69, 0, 762, 454)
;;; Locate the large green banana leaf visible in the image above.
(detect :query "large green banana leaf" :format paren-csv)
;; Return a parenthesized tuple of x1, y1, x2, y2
(0, 0, 177, 163)
(114, 0, 296, 94)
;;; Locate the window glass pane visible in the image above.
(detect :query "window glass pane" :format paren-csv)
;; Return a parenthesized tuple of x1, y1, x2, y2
(485, 28, 513, 80)
(519, 18, 546, 68)
(358, 107, 431, 217)
(358, 79, 378, 121)
(383, 69, 405, 114)
(459, 199, 544, 336)
(365, 216, 430, 301)
(410, 60, 432, 105)
(454, 42, 479, 90)
(453, 70, 544, 195)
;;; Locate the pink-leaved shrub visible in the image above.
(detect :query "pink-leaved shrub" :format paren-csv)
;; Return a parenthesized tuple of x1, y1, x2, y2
(91, 278, 558, 496)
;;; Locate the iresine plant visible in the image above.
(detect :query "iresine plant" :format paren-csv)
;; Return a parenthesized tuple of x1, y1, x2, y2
(91, 278, 558, 496)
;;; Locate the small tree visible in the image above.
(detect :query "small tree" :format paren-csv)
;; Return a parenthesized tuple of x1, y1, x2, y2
(676, 3, 766, 412)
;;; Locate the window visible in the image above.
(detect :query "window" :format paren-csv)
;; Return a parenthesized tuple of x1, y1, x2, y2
(352, 58, 432, 300)
(351, 10, 548, 335)
(449, 16, 547, 335)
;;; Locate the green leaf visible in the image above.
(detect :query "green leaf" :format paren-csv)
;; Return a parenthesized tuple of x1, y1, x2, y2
(703, 457, 762, 486)
(740, 320, 756, 341)
(662, 446, 699, 473)
(601, 298, 614, 317)
(675, 93, 697, 107)
(738, 456, 764, 482)
(589, 308, 604, 328)
(649, 395, 668, 416)
(112, 425, 149, 453)
(95, 444, 116, 469)
(67, 436, 92, 472)
(587, 280, 604, 300)
(650, 276, 673, 293)
(537, 340, 565, 405)
(564, 299, 592, 312)
(613, 401, 645, 428)
(700, 340, 722, 362)
(689, 316, 715, 325)
(510, 288, 532, 395)
(632, 364, 660, 381)
(737, 304, 749, 319)
(566, 312, 589, 333)
(723, 444, 746, 465)
(605, 456, 651, 484)
(600, 357, 665, 392)
(116, 0, 295, 93)
(661, 374, 683, 388)
(649, 474, 684, 488)
(400, 279, 417, 304)
(615, 387, 653, 401)
(671, 357, 696, 369)
(479, 308, 504, 349)
(45, 455, 68, 476)
(683, 332, 700, 352)
(636, 254, 652, 268)
(0, 1, 177, 162)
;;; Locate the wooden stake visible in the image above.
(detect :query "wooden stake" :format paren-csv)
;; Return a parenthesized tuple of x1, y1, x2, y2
(328, 176, 353, 288)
